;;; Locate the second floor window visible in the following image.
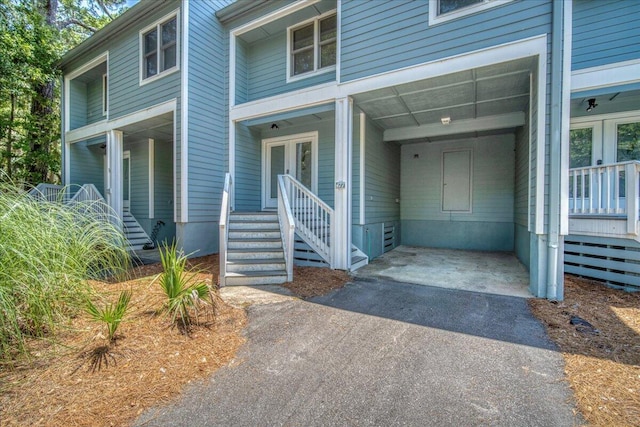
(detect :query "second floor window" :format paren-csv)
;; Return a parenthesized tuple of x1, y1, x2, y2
(439, 0, 483, 14)
(289, 13, 336, 79)
(142, 15, 177, 81)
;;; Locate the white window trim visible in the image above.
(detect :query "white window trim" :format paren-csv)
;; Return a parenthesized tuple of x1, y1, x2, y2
(139, 9, 180, 87)
(440, 148, 473, 214)
(428, 0, 513, 26)
(102, 73, 108, 116)
(286, 10, 337, 84)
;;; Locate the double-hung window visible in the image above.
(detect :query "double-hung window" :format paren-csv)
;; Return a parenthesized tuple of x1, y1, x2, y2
(141, 13, 178, 83)
(289, 13, 336, 80)
(429, 0, 512, 25)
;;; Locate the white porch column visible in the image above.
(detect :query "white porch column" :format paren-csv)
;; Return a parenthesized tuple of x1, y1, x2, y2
(106, 129, 124, 223)
(333, 97, 353, 270)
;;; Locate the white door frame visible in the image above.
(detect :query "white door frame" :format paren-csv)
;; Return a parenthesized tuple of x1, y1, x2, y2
(261, 131, 318, 209)
(123, 150, 131, 211)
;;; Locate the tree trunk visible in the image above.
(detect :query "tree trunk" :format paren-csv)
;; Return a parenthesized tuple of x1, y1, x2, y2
(6, 93, 15, 178)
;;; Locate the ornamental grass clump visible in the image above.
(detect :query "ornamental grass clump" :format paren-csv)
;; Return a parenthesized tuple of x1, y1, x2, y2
(0, 182, 130, 362)
(155, 241, 211, 332)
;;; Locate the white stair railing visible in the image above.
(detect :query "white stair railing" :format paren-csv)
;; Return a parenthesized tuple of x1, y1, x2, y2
(219, 173, 232, 286)
(67, 184, 111, 223)
(281, 174, 334, 267)
(28, 183, 65, 202)
(569, 161, 640, 234)
(277, 175, 295, 281)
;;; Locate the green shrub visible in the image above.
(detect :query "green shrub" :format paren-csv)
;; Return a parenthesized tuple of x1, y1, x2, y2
(85, 290, 132, 343)
(0, 182, 130, 361)
(155, 241, 210, 331)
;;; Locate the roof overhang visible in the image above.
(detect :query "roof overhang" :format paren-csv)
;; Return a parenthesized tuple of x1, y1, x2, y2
(216, 0, 270, 24)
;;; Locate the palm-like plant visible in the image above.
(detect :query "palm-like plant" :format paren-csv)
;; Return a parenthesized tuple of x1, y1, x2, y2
(85, 290, 132, 343)
(156, 241, 210, 331)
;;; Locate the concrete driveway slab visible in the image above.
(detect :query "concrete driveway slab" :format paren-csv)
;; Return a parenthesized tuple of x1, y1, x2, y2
(136, 278, 580, 426)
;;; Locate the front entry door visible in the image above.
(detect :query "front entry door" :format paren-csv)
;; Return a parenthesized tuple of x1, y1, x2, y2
(123, 151, 131, 211)
(263, 132, 317, 209)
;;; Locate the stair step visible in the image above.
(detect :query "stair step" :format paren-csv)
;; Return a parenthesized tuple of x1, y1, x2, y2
(226, 259, 286, 273)
(229, 221, 280, 230)
(228, 237, 283, 250)
(223, 270, 288, 286)
(227, 248, 285, 260)
(229, 229, 281, 239)
(230, 212, 278, 222)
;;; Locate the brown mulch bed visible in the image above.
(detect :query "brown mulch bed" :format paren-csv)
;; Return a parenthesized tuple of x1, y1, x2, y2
(530, 275, 640, 426)
(0, 254, 350, 427)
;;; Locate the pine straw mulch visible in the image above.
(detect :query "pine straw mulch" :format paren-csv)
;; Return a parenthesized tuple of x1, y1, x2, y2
(529, 275, 640, 426)
(0, 254, 351, 427)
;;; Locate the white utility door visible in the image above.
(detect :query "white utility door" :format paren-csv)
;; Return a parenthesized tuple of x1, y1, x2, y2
(123, 150, 131, 211)
(442, 150, 472, 212)
(263, 132, 317, 209)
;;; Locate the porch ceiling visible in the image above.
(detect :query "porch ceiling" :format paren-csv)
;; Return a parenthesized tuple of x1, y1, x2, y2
(73, 62, 106, 83)
(120, 112, 173, 143)
(571, 88, 640, 119)
(352, 57, 536, 143)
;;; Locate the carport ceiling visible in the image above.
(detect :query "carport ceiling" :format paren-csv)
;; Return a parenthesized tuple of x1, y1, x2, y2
(352, 57, 536, 143)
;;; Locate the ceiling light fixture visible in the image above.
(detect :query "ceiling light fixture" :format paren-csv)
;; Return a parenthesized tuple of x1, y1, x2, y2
(586, 98, 598, 112)
(441, 117, 451, 125)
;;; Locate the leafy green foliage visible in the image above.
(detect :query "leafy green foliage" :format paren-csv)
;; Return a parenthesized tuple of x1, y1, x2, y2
(155, 241, 211, 332)
(85, 290, 132, 343)
(0, 181, 130, 361)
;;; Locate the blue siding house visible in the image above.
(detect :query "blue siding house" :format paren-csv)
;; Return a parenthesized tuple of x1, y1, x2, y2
(56, 0, 640, 299)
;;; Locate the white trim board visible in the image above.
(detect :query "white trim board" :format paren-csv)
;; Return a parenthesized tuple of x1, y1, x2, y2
(571, 59, 640, 92)
(64, 51, 109, 133)
(148, 138, 155, 219)
(428, 0, 514, 26)
(180, 1, 189, 222)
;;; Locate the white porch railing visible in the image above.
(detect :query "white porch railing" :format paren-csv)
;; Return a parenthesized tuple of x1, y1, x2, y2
(280, 174, 334, 267)
(569, 161, 640, 234)
(67, 184, 111, 223)
(28, 183, 66, 202)
(219, 173, 232, 286)
(277, 175, 295, 281)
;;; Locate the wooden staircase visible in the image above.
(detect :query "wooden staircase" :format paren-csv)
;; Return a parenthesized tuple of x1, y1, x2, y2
(122, 210, 152, 251)
(223, 212, 288, 285)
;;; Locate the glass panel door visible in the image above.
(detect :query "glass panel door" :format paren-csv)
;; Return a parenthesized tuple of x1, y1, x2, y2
(265, 143, 287, 208)
(295, 141, 312, 189)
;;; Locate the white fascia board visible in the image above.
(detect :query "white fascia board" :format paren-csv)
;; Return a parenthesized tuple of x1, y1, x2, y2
(383, 112, 525, 141)
(229, 35, 548, 122)
(65, 99, 177, 144)
(535, 36, 547, 235)
(149, 138, 155, 219)
(571, 59, 640, 92)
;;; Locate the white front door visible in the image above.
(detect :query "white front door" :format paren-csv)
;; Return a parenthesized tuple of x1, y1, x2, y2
(263, 132, 317, 209)
(123, 150, 131, 211)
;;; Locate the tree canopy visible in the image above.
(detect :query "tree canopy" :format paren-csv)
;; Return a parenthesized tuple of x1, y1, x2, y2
(0, 0, 128, 185)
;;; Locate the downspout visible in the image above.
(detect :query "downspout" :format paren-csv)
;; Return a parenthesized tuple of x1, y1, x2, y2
(547, 0, 565, 300)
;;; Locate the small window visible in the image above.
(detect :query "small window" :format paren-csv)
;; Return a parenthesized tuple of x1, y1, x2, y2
(289, 13, 336, 79)
(429, 0, 512, 25)
(616, 122, 640, 162)
(102, 74, 108, 116)
(140, 13, 178, 83)
(569, 128, 593, 168)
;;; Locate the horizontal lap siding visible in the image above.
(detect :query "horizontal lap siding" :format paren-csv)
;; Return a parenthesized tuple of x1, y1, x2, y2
(154, 140, 175, 242)
(69, 141, 104, 194)
(234, 123, 261, 211)
(245, 33, 335, 102)
(515, 110, 529, 228)
(572, 0, 640, 70)
(341, 0, 552, 82)
(351, 112, 361, 225)
(126, 140, 149, 224)
(401, 134, 515, 223)
(187, 0, 232, 224)
(69, 81, 86, 130)
(86, 77, 104, 125)
(364, 118, 400, 224)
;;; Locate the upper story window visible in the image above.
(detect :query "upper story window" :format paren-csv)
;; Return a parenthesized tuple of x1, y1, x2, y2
(429, 0, 512, 26)
(140, 11, 179, 85)
(288, 13, 336, 81)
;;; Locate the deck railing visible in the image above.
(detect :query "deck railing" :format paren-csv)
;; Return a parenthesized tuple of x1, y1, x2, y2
(277, 175, 295, 281)
(569, 161, 640, 234)
(280, 174, 334, 267)
(219, 173, 232, 286)
(28, 183, 66, 202)
(67, 184, 111, 223)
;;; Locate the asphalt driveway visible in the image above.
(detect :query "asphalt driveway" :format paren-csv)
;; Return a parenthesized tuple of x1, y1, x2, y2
(136, 278, 580, 426)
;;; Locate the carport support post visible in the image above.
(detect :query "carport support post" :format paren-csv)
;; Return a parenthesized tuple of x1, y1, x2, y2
(333, 97, 353, 270)
(106, 129, 124, 226)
